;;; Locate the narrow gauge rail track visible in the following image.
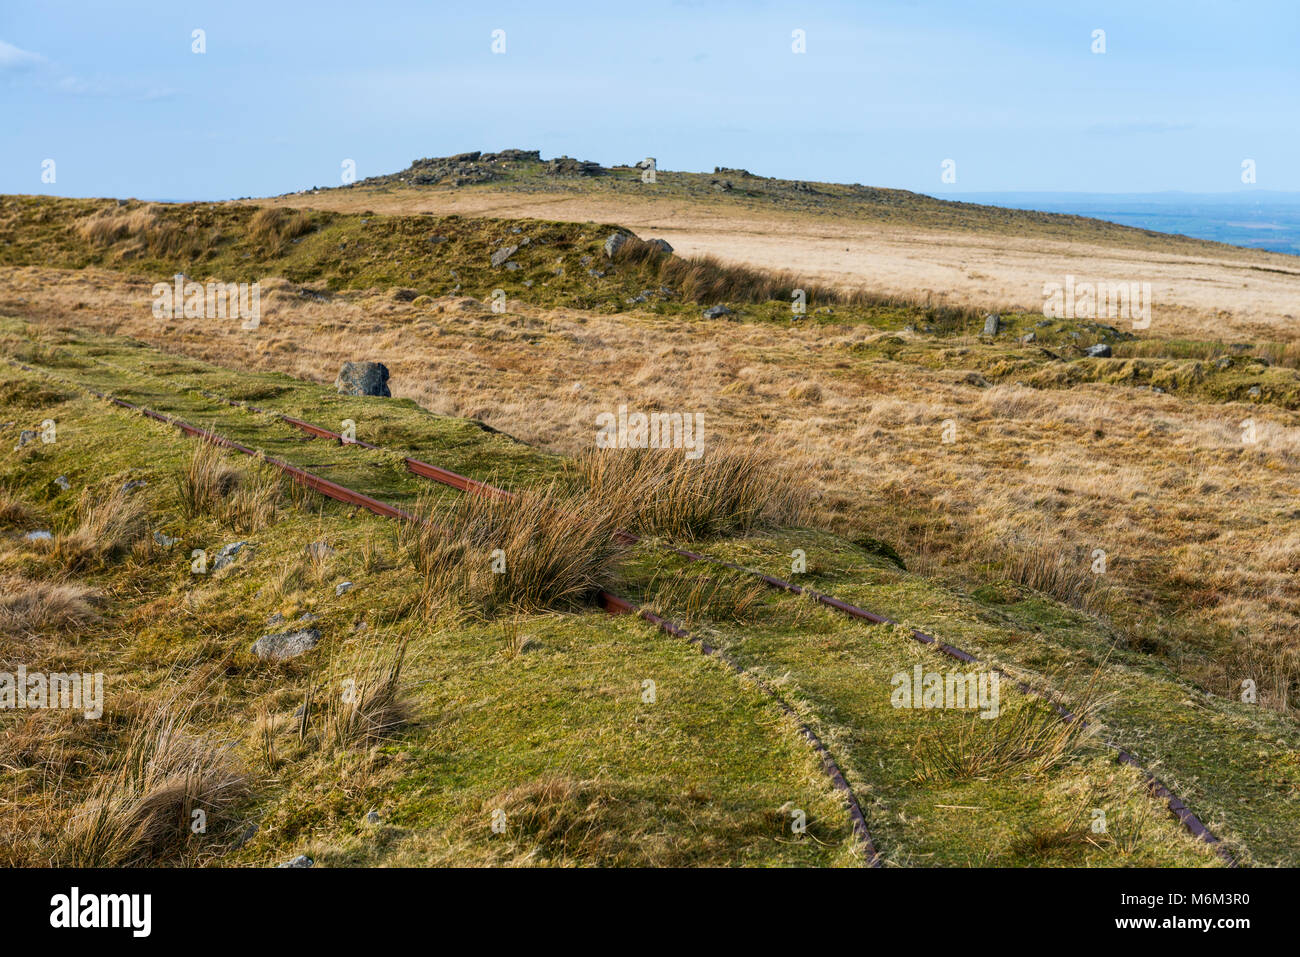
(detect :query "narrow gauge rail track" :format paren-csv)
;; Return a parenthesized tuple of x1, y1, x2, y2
(8, 357, 881, 866)
(171, 367, 1236, 865)
(17, 351, 1236, 865)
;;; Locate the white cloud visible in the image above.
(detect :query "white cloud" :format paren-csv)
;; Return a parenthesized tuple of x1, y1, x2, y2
(0, 39, 44, 70)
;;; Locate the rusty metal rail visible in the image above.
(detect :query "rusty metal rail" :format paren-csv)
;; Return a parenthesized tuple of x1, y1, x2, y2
(11, 358, 881, 866)
(191, 385, 1233, 863)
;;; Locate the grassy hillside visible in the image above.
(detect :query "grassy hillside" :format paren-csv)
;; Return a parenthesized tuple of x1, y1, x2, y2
(324, 150, 1257, 256)
(5, 318, 1297, 866)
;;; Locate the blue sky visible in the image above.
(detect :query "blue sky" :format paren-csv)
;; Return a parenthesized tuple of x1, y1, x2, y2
(2, 0, 1296, 200)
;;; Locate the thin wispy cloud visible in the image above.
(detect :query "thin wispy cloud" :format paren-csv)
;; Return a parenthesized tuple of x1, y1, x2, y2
(0, 39, 44, 70)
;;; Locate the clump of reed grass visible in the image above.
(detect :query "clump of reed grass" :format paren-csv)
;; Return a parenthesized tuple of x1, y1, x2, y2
(576, 446, 806, 541)
(59, 702, 246, 866)
(403, 485, 625, 618)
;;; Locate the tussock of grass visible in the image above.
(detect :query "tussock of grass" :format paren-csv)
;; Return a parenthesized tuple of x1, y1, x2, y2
(991, 532, 1111, 616)
(249, 206, 314, 251)
(173, 439, 282, 532)
(576, 446, 805, 541)
(0, 576, 99, 637)
(403, 486, 625, 617)
(644, 566, 767, 627)
(485, 775, 621, 863)
(913, 684, 1100, 784)
(60, 702, 246, 866)
(303, 637, 409, 752)
(54, 484, 151, 570)
(0, 485, 36, 527)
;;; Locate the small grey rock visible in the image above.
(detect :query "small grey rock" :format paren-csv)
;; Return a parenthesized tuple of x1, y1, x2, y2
(645, 238, 673, 254)
(276, 855, 314, 868)
(1247, 386, 1262, 399)
(121, 480, 148, 493)
(24, 530, 53, 542)
(153, 531, 178, 547)
(233, 823, 259, 849)
(335, 581, 354, 596)
(334, 362, 391, 397)
(297, 612, 318, 623)
(982, 314, 1001, 336)
(213, 541, 251, 571)
(702, 305, 734, 319)
(364, 810, 381, 825)
(1083, 343, 1112, 358)
(251, 628, 321, 661)
(54, 475, 70, 491)
(490, 244, 519, 268)
(15, 430, 37, 449)
(503, 261, 520, 271)
(603, 232, 630, 258)
(266, 612, 285, 626)
(1019, 332, 1036, 344)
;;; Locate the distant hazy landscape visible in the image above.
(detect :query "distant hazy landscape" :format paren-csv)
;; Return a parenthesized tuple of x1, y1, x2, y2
(941, 191, 1300, 255)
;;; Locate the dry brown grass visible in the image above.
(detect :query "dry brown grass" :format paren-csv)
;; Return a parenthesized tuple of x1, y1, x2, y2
(0, 485, 36, 527)
(173, 439, 281, 532)
(54, 484, 151, 570)
(249, 206, 314, 251)
(576, 446, 806, 541)
(299, 637, 409, 752)
(403, 485, 625, 617)
(59, 701, 246, 866)
(0, 576, 99, 637)
(9, 266, 1300, 711)
(73, 204, 216, 259)
(613, 236, 982, 323)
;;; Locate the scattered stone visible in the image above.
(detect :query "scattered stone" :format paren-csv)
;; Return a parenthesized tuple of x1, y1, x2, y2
(645, 238, 673, 254)
(305, 541, 334, 561)
(1215, 357, 1233, 370)
(1019, 332, 1036, 344)
(364, 810, 381, 825)
(1035, 319, 1051, 327)
(1247, 386, 1262, 399)
(153, 531, 178, 547)
(702, 305, 734, 319)
(266, 612, 285, 626)
(276, 855, 314, 869)
(335, 581, 354, 596)
(297, 612, 318, 623)
(121, 480, 148, 493)
(982, 314, 1001, 336)
(15, 430, 37, 449)
(213, 541, 251, 571)
(543, 156, 602, 177)
(54, 475, 70, 491)
(503, 261, 520, 271)
(233, 823, 259, 850)
(251, 628, 321, 662)
(587, 269, 604, 278)
(603, 232, 630, 258)
(1083, 343, 1112, 358)
(24, 530, 52, 542)
(353, 620, 368, 633)
(334, 361, 391, 397)
(490, 245, 519, 268)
